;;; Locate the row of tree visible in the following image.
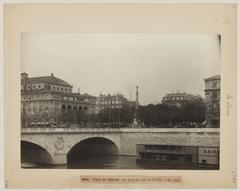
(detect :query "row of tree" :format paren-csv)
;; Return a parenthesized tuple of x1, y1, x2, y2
(22, 97, 206, 128)
(138, 102, 205, 127)
(94, 100, 205, 128)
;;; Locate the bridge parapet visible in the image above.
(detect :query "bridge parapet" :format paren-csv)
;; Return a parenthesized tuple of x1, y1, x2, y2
(21, 127, 219, 134)
(120, 128, 219, 133)
(21, 127, 122, 134)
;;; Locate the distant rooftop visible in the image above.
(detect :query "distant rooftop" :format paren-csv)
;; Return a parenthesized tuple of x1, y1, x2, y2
(166, 92, 188, 96)
(78, 93, 97, 98)
(204, 75, 220, 81)
(99, 93, 124, 97)
(165, 92, 200, 97)
(21, 73, 72, 87)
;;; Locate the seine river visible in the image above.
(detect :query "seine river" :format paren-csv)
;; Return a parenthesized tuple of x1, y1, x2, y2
(22, 155, 217, 170)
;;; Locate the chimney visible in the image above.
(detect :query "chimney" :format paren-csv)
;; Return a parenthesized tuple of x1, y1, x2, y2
(51, 73, 54, 77)
(21, 72, 28, 80)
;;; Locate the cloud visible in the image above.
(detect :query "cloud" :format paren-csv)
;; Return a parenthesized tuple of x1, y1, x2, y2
(22, 33, 220, 105)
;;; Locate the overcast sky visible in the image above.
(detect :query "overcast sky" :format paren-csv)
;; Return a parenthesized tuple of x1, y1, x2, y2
(22, 33, 220, 105)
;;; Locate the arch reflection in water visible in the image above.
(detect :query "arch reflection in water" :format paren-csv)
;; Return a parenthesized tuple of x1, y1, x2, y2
(67, 137, 120, 169)
(21, 141, 54, 168)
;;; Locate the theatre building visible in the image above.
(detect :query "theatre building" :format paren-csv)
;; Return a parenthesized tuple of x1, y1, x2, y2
(21, 73, 96, 127)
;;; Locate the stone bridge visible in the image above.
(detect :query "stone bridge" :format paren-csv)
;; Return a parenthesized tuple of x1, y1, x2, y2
(21, 127, 219, 165)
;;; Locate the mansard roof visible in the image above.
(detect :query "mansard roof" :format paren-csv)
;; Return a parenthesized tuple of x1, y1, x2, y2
(204, 75, 220, 81)
(22, 75, 72, 87)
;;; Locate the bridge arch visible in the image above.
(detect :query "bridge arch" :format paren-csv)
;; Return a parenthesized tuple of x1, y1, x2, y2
(67, 137, 119, 164)
(21, 140, 54, 166)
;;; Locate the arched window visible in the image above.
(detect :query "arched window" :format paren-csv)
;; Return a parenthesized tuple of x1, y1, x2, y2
(73, 106, 77, 123)
(84, 107, 87, 113)
(77, 106, 83, 124)
(67, 105, 72, 122)
(62, 105, 66, 123)
(67, 105, 72, 111)
(79, 106, 82, 112)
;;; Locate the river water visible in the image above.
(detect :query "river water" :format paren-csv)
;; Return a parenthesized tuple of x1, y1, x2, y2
(22, 155, 218, 170)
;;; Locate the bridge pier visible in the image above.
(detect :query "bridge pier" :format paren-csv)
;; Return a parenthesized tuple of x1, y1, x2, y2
(53, 152, 67, 165)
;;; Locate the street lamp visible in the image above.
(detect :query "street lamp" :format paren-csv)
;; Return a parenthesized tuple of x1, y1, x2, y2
(118, 105, 120, 128)
(108, 106, 111, 127)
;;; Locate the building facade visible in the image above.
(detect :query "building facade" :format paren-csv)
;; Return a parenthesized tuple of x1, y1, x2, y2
(161, 92, 203, 107)
(204, 75, 220, 128)
(95, 93, 130, 113)
(21, 73, 96, 127)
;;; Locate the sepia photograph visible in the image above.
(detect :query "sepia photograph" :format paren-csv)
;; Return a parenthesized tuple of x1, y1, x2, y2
(21, 33, 220, 170)
(4, 3, 237, 189)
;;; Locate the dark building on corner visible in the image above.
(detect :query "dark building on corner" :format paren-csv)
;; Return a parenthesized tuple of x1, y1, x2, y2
(204, 75, 220, 128)
(21, 73, 96, 127)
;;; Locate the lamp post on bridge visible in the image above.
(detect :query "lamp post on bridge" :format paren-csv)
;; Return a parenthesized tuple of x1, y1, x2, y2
(133, 86, 140, 127)
(118, 105, 120, 128)
(108, 105, 111, 128)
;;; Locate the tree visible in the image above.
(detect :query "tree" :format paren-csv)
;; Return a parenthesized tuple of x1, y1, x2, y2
(138, 98, 206, 128)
